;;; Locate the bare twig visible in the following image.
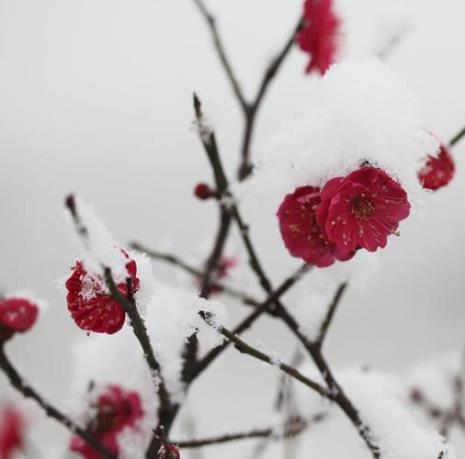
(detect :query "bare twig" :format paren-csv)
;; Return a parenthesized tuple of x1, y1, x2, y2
(376, 26, 410, 61)
(0, 345, 116, 459)
(130, 243, 202, 278)
(205, 321, 329, 398)
(131, 241, 271, 310)
(192, 0, 248, 113)
(314, 283, 348, 346)
(194, 92, 232, 300)
(181, 94, 235, 383)
(238, 15, 304, 180)
(449, 126, 465, 147)
(275, 348, 304, 411)
(191, 0, 302, 180)
(192, 263, 310, 379)
(173, 413, 325, 448)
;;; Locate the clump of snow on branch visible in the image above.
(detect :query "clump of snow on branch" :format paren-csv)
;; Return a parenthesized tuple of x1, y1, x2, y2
(144, 284, 228, 400)
(341, 369, 451, 459)
(291, 366, 452, 459)
(249, 60, 438, 210)
(66, 195, 129, 281)
(131, 251, 158, 315)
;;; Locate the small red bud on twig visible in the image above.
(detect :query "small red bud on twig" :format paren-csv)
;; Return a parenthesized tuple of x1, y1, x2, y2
(194, 183, 217, 200)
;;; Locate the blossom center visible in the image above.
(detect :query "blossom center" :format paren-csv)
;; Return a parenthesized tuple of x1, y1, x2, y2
(351, 194, 375, 218)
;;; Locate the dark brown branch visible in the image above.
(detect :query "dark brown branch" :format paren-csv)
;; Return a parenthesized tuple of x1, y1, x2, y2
(191, 0, 302, 180)
(0, 345, 116, 459)
(449, 126, 465, 147)
(192, 263, 310, 380)
(252, 17, 304, 115)
(173, 413, 325, 448)
(314, 283, 348, 346)
(104, 269, 175, 426)
(192, 0, 248, 113)
(181, 94, 235, 382)
(238, 16, 304, 180)
(130, 243, 201, 278)
(228, 204, 275, 294)
(270, 305, 380, 458)
(193, 95, 232, 301)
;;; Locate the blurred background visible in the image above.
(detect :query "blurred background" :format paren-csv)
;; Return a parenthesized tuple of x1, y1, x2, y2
(1, 0, 465, 457)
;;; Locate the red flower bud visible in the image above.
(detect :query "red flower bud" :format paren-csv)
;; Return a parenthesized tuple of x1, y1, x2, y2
(0, 298, 38, 342)
(194, 183, 216, 200)
(159, 444, 180, 459)
(418, 144, 455, 191)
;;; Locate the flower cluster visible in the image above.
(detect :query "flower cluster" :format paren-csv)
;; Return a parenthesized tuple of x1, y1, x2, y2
(278, 166, 410, 267)
(65, 254, 139, 335)
(70, 385, 144, 459)
(298, 0, 340, 75)
(0, 406, 24, 459)
(0, 297, 38, 342)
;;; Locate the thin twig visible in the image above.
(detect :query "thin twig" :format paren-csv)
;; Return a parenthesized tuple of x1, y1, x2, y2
(173, 413, 325, 448)
(449, 126, 465, 147)
(275, 348, 304, 411)
(314, 283, 348, 346)
(131, 243, 201, 278)
(193, 93, 232, 300)
(191, 0, 302, 180)
(130, 241, 265, 310)
(207, 321, 329, 398)
(181, 94, 235, 383)
(192, 263, 310, 380)
(192, 0, 248, 113)
(376, 26, 410, 61)
(0, 345, 116, 459)
(271, 305, 380, 458)
(238, 16, 304, 180)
